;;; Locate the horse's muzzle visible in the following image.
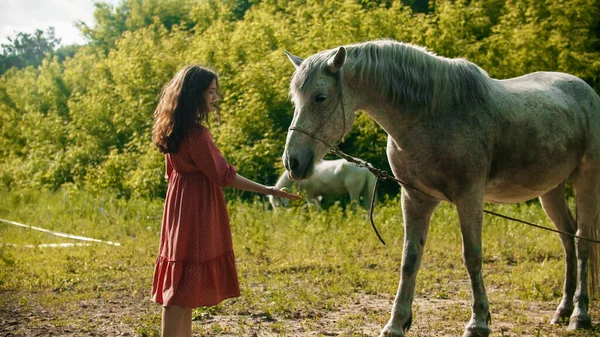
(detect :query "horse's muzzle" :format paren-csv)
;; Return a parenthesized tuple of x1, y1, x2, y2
(285, 151, 314, 181)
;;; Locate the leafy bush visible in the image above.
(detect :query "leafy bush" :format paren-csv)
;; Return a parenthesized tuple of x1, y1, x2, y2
(0, 0, 598, 199)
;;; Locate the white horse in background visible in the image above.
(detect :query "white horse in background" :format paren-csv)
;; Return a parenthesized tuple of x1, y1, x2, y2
(268, 159, 376, 210)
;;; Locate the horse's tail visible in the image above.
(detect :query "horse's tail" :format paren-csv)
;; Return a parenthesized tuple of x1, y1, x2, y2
(590, 94, 600, 300)
(591, 210, 600, 299)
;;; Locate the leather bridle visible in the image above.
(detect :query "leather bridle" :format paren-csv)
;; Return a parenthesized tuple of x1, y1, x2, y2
(287, 80, 347, 150)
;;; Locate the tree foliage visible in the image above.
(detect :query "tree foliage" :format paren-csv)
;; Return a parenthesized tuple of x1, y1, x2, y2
(0, 28, 63, 74)
(0, 0, 598, 200)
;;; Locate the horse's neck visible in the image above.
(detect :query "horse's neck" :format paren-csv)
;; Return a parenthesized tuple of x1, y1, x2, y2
(345, 80, 414, 140)
(346, 44, 489, 120)
(346, 65, 486, 143)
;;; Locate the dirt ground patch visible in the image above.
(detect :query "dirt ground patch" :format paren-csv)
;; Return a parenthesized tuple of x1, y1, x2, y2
(2, 290, 598, 337)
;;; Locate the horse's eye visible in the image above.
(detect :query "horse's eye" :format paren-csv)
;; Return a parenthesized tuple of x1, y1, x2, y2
(315, 94, 327, 103)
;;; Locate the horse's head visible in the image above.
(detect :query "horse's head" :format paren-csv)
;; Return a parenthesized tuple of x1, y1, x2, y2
(282, 46, 356, 180)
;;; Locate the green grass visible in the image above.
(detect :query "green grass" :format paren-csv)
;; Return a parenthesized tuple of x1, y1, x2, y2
(0, 187, 598, 336)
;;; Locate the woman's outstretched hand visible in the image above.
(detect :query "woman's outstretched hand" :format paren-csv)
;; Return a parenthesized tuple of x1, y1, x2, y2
(269, 187, 302, 200)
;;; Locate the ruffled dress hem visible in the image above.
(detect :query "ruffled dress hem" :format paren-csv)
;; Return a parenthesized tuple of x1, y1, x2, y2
(151, 251, 240, 308)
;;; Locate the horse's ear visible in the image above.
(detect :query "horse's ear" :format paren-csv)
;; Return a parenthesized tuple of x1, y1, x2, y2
(328, 46, 346, 74)
(285, 50, 303, 69)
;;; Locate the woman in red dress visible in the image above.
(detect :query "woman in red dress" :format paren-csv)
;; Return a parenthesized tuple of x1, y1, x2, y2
(151, 64, 300, 337)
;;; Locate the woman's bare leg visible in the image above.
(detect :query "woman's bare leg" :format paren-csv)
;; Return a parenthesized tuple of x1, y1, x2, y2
(178, 307, 192, 337)
(162, 305, 191, 337)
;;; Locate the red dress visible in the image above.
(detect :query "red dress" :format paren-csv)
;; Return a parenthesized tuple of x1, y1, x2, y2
(151, 125, 240, 308)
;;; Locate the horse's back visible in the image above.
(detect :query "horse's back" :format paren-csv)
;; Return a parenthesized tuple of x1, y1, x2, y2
(499, 71, 598, 109)
(480, 72, 600, 202)
(302, 159, 358, 195)
(494, 71, 600, 159)
(305, 160, 373, 196)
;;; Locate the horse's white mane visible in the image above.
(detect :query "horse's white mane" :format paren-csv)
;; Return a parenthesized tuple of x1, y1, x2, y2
(294, 39, 491, 115)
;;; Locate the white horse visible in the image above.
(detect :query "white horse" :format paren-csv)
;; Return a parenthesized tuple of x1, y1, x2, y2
(268, 159, 376, 210)
(282, 39, 600, 337)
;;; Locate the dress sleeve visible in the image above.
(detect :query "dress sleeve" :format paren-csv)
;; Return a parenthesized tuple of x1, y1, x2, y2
(165, 157, 173, 180)
(189, 128, 237, 187)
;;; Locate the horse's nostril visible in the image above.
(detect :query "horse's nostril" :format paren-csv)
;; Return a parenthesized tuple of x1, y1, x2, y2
(289, 157, 299, 171)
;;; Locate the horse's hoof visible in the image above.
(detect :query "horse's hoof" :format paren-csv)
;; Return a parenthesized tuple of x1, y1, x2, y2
(567, 315, 592, 330)
(378, 324, 405, 337)
(462, 312, 492, 337)
(550, 312, 570, 325)
(463, 324, 490, 337)
(379, 314, 411, 337)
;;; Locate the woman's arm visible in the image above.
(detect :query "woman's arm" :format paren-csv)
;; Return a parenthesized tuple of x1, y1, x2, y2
(229, 173, 301, 200)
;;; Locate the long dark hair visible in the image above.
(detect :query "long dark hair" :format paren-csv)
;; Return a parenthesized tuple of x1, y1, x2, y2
(152, 64, 221, 154)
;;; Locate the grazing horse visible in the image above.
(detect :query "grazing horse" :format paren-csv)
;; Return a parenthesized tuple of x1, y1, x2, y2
(268, 158, 376, 210)
(282, 39, 600, 337)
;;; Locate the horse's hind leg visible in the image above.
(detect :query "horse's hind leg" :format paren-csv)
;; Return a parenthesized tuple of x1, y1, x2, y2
(346, 176, 364, 212)
(379, 189, 439, 337)
(361, 172, 377, 210)
(306, 193, 322, 211)
(567, 171, 598, 330)
(539, 182, 577, 325)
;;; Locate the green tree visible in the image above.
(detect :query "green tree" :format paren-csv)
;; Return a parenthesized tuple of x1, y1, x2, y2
(0, 0, 599, 200)
(0, 28, 61, 74)
(480, 0, 600, 88)
(77, 0, 223, 53)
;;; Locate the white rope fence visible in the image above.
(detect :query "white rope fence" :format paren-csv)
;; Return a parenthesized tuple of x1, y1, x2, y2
(0, 218, 120, 247)
(1, 243, 92, 248)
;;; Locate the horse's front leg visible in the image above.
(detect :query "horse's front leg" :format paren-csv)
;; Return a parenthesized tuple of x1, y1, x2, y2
(456, 190, 491, 337)
(380, 189, 439, 337)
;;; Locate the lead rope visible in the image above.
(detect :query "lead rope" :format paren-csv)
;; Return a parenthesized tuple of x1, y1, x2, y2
(331, 146, 415, 246)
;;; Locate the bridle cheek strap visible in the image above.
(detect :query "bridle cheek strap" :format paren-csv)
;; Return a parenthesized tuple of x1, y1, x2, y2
(287, 93, 346, 150)
(287, 126, 337, 149)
